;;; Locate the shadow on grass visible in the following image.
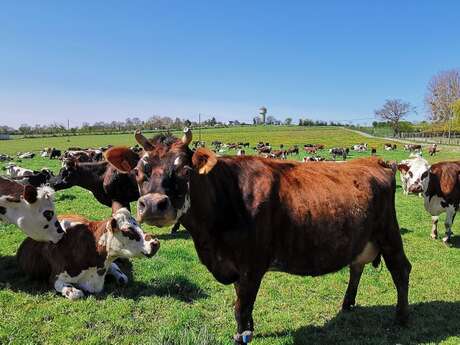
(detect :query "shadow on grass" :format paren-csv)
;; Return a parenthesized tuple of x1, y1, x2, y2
(156, 231, 191, 241)
(399, 227, 413, 235)
(260, 301, 460, 345)
(0, 255, 207, 303)
(56, 193, 76, 201)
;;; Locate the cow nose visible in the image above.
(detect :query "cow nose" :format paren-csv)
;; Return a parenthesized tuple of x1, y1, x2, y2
(138, 199, 147, 214)
(157, 197, 169, 212)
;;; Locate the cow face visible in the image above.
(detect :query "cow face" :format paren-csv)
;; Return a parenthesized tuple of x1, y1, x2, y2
(51, 159, 77, 190)
(104, 208, 160, 258)
(105, 129, 217, 227)
(0, 185, 64, 243)
(398, 158, 430, 194)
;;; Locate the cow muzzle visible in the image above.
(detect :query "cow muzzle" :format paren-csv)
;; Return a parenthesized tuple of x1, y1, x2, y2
(137, 193, 176, 226)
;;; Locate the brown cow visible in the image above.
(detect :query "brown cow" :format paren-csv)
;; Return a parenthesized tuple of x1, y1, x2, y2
(105, 129, 411, 344)
(421, 161, 460, 243)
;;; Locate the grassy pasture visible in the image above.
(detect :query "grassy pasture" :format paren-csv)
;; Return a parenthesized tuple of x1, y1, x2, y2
(0, 126, 459, 345)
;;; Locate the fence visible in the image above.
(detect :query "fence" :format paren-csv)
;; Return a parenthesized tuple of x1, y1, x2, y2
(400, 132, 460, 145)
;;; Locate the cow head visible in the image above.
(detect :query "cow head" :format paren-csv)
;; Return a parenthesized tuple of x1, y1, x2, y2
(105, 128, 217, 227)
(0, 185, 64, 243)
(398, 158, 429, 194)
(51, 159, 78, 190)
(101, 208, 160, 258)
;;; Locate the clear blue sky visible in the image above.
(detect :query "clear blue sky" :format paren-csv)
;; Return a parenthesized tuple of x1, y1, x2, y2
(1, 1, 459, 128)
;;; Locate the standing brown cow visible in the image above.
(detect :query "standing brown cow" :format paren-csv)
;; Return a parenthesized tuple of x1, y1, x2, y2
(105, 129, 411, 344)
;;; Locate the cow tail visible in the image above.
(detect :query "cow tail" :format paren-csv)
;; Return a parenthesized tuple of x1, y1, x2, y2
(372, 253, 382, 269)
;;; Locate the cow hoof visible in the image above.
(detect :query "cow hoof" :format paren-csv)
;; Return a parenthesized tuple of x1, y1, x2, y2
(64, 287, 85, 300)
(430, 234, 437, 240)
(234, 331, 253, 344)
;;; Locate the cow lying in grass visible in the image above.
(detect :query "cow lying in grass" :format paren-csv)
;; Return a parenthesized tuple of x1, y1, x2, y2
(17, 208, 160, 300)
(0, 176, 64, 243)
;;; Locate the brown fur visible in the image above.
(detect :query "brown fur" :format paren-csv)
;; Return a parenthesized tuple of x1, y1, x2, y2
(17, 217, 109, 281)
(425, 161, 460, 203)
(105, 134, 412, 342)
(0, 176, 25, 200)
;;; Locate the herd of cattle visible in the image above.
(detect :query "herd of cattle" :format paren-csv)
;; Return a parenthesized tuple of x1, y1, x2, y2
(0, 130, 456, 344)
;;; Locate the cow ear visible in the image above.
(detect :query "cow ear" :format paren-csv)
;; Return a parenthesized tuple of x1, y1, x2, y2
(22, 185, 38, 204)
(397, 164, 410, 174)
(192, 148, 217, 175)
(105, 147, 140, 173)
(107, 218, 118, 232)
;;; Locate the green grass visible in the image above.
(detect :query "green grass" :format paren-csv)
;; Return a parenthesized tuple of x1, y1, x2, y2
(1, 126, 460, 345)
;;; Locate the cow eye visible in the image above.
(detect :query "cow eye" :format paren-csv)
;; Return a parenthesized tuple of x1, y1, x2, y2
(43, 210, 54, 221)
(408, 171, 413, 178)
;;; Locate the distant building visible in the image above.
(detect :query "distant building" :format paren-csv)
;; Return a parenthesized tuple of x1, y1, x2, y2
(0, 134, 10, 140)
(259, 106, 267, 124)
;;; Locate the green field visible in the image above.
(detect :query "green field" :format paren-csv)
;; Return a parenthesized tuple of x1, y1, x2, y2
(1, 126, 460, 345)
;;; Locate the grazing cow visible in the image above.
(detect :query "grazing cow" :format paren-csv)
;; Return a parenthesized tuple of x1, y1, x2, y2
(104, 129, 411, 344)
(17, 208, 160, 300)
(384, 143, 395, 151)
(428, 144, 438, 156)
(5, 163, 34, 178)
(302, 156, 325, 162)
(421, 161, 460, 243)
(304, 147, 317, 154)
(236, 149, 245, 156)
(49, 148, 62, 159)
(0, 177, 64, 243)
(404, 144, 422, 152)
(353, 144, 367, 152)
(329, 148, 347, 160)
(397, 157, 429, 196)
(287, 146, 299, 155)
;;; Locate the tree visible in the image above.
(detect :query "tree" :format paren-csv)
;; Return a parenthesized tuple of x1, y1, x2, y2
(284, 117, 292, 125)
(425, 69, 460, 123)
(452, 99, 460, 126)
(374, 99, 414, 136)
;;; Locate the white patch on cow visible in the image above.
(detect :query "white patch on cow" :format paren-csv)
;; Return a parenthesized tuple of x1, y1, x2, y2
(104, 208, 158, 258)
(0, 186, 63, 243)
(55, 264, 108, 297)
(60, 220, 84, 231)
(176, 189, 191, 220)
(399, 157, 429, 195)
(423, 195, 447, 216)
(174, 156, 182, 166)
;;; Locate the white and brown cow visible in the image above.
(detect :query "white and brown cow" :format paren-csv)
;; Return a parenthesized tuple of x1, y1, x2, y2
(17, 208, 160, 300)
(0, 177, 64, 243)
(421, 161, 460, 243)
(397, 157, 429, 196)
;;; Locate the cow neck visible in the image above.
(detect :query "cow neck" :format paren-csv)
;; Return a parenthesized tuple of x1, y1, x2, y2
(74, 162, 107, 191)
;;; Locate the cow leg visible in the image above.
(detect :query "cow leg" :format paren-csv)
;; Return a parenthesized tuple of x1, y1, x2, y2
(54, 279, 85, 300)
(108, 262, 128, 285)
(381, 242, 411, 325)
(431, 216, 439, 239)
(233, 274, 262, 344)
(342, 263, 364, 311)
(443, 207, 456, 243)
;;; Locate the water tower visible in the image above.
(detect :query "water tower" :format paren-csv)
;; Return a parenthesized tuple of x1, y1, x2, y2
(259, 106, 267, 124)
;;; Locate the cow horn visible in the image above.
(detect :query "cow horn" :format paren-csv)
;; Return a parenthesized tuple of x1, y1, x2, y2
(182, 127, 192, 146)
(135, 130, 154, 150)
